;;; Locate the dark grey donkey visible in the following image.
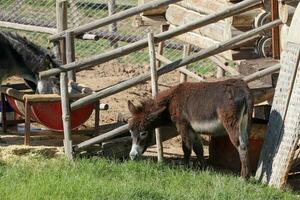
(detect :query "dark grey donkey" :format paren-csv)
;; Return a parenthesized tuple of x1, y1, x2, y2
(0, 31, 61, 93)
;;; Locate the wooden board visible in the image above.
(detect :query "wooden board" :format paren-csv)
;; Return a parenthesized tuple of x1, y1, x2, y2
(177, 0, 262, 29)
(166, 4, 235, 42)
(138, 0, 167, 16)
(170, 25, 233, 60)
(255, 4, 300, 188)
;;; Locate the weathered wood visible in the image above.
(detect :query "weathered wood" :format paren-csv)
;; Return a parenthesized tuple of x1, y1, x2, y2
(42, 0, 263, 78)
(177, 0, 262, 27)
(50, 0, 182, 42)
(138, 0, 168, 16)
(271, 0, 280, 59)
(0, 87, 25, 101)
(66, 31, 76, 82)
(180, 44, 191, 82)
(24, 99, 30, 145)
(94, 101, 100, 130)
(156, 25, 169, 68)
(1, 93, 7, 133)
(60, 72, 73, 160)
(166, 4, 238, 42)
(23, 93, 87, 102)
(132, 15, 168, 27)
(256, 5, 300, 188)
(70, 19, 282, 111)
(74, 124, 129, 150)
(108, 0, 118, 49)
(148, 33, 164, 162)
(242, 63, 281, 83)
(155, 53, 203, 81)
(61, 31, 73, 159)
(56, 0, 68, 64)
(279, 3, 296, 24)
(0, 21, 56, 34)
(170, 26, 232, 60)
(280, 24, 290, 51)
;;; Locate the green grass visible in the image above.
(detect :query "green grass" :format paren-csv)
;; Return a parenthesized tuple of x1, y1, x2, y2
(0, 157, 298, 200)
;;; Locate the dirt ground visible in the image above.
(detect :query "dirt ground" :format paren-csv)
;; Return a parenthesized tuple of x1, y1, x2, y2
(0, 60, 199, 160)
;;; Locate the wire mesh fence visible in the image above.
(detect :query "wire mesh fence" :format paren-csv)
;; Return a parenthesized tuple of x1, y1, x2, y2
(0, 0, 217, 78)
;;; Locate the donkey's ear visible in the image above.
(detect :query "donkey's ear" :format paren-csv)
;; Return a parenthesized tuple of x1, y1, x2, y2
(128, 100, 140, 114)
(147, 106, 166, 121)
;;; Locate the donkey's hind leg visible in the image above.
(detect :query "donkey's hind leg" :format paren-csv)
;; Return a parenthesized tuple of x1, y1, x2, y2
(176, 123, 192, 167)
(220, 116, 250, 179)
(189, 129, 206, 169)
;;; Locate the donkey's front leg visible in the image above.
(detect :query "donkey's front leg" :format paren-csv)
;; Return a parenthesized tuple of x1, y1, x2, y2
(176, 122, 192, 167)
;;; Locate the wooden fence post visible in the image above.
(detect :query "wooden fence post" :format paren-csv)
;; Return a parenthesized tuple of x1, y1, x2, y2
(24, 99, 31, 145)
(148, 32, 164, 162)
(108, 0, 118, 48)
(56, 0, 68, 64)
(65, 31, 76, 82)
(1, 93, 7, 133)
(180, 44, 191, 83)
(156, 25, 169, 68)
(61, 31, 74, 160)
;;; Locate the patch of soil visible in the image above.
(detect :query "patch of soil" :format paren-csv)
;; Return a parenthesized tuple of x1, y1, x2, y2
(1, 60, 190, 161)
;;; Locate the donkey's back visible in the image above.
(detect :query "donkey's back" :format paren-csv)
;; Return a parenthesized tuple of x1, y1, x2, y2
(168, 79, 252, 135)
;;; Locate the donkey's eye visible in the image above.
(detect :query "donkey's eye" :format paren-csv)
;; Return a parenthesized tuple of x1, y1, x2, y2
(140, 131, 148, 137)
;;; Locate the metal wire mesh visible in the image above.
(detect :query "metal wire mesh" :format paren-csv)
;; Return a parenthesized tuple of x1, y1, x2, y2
(0, 0, 217, 78)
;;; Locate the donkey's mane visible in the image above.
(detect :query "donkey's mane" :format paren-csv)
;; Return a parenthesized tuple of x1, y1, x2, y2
(0, 31, 50, 72)
(139, 86, 177, 113)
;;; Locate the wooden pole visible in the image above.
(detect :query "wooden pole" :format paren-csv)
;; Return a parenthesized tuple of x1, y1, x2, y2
(148, 33, 164, 162)
(24, 99, 30, 145)
(95, 100, 100, 130)
(0, 93, 7, 133)
(74, 124, 129, 151)
(69, 19, 282, 111)
(41, 0, 262, 78)
(180, 44, 191, 83)
(61, 32, 74, 160)
(243, 63, 280, 82)
(49, 0, 183, 42)
(271, 0, 280, 59)
(156, 25, 169, 68)
(108, 0, 118, 49)
(56, 0, 68, 64)
(65, 31, 76, 82)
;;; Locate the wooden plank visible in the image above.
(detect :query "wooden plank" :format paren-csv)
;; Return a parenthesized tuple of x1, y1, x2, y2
(148, 33, 164, 162)
(256, 5, 300, 188)
(41, 0, 262, 78)
(70, 20, 282, 111)
(0, 21, 56, 34)
(271, 0, 280, 59)
(138, 0, 167, 16)
(24, 99, 30, 145)
(255, 43, 300, 184)
(177, 0, 262, 28)
(66, 31, 76, 82)
(1, 93, 7, 133)
(166, 5, 237, 42)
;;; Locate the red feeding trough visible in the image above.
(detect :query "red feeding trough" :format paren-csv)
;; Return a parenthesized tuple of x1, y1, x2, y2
(2, 84, 95, 132)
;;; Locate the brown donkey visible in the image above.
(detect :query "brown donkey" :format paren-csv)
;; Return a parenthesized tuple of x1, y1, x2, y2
(128, 78, 253, 179)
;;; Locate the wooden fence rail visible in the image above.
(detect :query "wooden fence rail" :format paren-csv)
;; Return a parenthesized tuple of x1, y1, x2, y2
(49, 0, 182, 42)
(69, 19, 281, 111)
(40, 0, 262, 78)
